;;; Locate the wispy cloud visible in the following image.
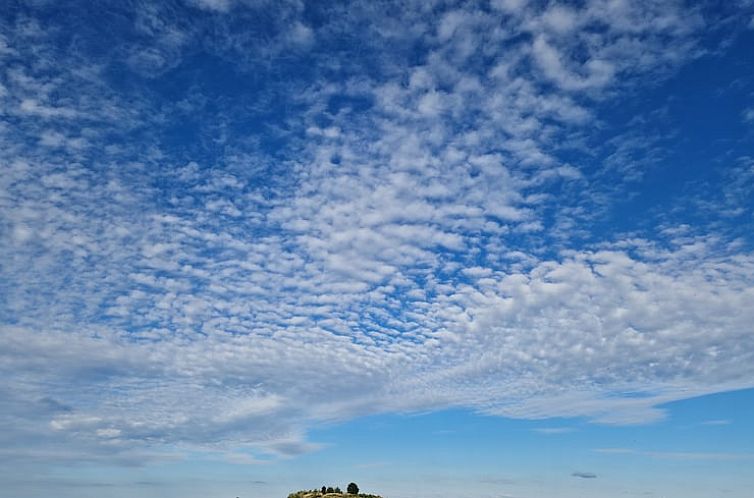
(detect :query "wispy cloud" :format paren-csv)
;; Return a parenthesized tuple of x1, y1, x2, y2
(572, 472, 597, 479)
(532, 427, 576, 435)
(594, 448, 754, 461)
(645, 451, 754, 462)
(699, 419, 731, 426)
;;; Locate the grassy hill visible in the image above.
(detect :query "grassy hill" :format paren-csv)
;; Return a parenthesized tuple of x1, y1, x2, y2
(287, 491, 383, 498)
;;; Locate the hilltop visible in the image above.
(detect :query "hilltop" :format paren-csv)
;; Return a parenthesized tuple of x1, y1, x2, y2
(288, 487, 382, 498)
(287, 493, 383, 498)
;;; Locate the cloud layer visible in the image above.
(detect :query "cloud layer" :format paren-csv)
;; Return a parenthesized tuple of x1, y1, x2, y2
(1, 0, 754, 465)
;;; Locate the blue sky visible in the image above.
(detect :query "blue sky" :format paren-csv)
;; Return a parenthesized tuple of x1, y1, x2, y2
(1, 1, 754, 497)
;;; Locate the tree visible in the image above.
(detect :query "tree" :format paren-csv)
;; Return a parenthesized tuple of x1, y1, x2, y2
(334, 487, 341, 494)
(326, 487, 334, 494)
(322, 486, 327, 494)
(347, 483, 359, 495)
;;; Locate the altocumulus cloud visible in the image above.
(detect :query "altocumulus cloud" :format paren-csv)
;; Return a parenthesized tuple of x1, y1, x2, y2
(1, 0, 754, 465)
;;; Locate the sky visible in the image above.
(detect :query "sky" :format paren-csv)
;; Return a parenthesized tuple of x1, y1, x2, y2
(1, 0, 754, 497)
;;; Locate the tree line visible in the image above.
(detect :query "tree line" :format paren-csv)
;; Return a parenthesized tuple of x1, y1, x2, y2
(287, 482, 366, 498)
(319, 482, 358, 495)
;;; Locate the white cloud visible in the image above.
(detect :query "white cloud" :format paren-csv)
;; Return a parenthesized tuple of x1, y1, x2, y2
(533, 427, 575, 434)
(18, 98, 78, 119)
(187, 0, 234, 12)
(96, 428, 122, 438)
(595, 447, 754, 461)
(541, 5, 580, 35)
(490, 0, 528, 13)
(0, 0, 752, 469)
(288, 21, 314, 47)
(699, 419, 731, 426)
(531, 36, 615, 91)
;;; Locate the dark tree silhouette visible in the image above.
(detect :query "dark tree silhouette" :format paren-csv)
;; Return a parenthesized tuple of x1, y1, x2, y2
(322, 486, 327, 494)
(347, 483, 359, 495)
(335, 487, 341, 494)
(326, 487, 334, 494)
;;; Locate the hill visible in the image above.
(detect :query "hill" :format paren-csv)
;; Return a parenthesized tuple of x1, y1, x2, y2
(287, 491, 383, 498)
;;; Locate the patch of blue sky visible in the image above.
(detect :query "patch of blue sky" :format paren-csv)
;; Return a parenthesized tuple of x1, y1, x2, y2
(295, 391, 754, 498)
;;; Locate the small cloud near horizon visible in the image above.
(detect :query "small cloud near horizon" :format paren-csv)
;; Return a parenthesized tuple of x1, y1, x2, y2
(572, 472, 597, 479)
(700, 419, 731, 426)
(533, 427, 576, 434)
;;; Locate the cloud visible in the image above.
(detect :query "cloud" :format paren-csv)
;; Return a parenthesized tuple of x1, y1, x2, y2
(187, 0, 234, 12)
(18, 98, 78, 119)
(288, 21, 314, 47)
(571, 472, 597, 479)
(699, 419, 731, 426)
(531, 36, 615, 91)
(595, 448, 754, 462)
(645, 451, 754, 461)
(593, 448, 636, 455)
(0, 0, 753, 470)
(532, 427, 575, 435)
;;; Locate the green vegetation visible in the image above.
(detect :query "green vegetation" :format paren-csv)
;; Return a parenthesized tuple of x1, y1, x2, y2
(288, 483, 381, 498)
